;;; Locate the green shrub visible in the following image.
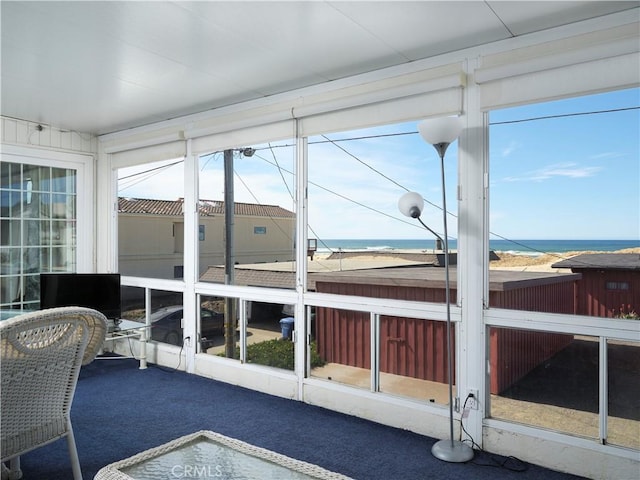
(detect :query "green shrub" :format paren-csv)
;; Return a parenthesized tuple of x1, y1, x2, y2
(613, 304, 639, 319)
(220, 339, 325, 371)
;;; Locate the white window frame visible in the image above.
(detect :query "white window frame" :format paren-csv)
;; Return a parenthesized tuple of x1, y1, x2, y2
(2, 144, 95, 273)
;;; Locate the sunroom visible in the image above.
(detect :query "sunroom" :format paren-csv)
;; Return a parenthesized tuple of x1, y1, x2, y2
(1, 2, 639, 479)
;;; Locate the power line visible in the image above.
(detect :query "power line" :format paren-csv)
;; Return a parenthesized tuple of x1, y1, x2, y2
(200, 151, 221, 171)
(117, 105, 638, 186)
(251, 153, 423, 235)
(313, 107, 638, 256)
(312, 131, 414, 144)
(320, 134, 409, 192)
(118, 159, 183, 181)
(247, 105, 639, 146)
(268, 142, 294, 199)
(489, 106, 639, 125)
(233, 170, 294, 243)
(114, 103, 638, 259)
(118, 105, 639, 183)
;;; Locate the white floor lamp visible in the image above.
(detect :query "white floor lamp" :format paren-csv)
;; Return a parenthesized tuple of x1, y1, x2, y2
(398, 116, 474, 463)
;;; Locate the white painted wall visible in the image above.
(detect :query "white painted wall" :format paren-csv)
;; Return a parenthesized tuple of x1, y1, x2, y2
(117, 212, 295, 278)
(1, 117, 97, 154)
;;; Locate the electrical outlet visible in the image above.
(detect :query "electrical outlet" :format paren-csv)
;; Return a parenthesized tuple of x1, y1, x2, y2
(468, 389, 479, 410)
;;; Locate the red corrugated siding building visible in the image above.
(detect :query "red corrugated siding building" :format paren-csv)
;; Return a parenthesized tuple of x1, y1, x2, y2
(313, 266, 580, 394)
(552, 253, 640, 317)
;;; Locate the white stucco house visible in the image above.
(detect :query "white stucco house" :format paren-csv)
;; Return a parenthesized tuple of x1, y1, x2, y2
(118, 197, 295, 278)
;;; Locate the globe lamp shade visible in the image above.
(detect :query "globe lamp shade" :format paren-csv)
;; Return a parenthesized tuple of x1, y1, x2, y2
(398, 191, 424, 218)
(418, 116, 463, 146)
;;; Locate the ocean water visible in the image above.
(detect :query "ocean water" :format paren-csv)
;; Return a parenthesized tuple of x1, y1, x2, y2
(315, 239, 639, 256)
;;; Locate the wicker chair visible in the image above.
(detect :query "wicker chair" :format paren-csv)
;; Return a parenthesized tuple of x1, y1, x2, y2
(1, 307, 107, 480)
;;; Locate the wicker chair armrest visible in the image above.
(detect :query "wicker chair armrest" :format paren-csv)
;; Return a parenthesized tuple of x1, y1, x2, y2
(1, 307, 108, 365)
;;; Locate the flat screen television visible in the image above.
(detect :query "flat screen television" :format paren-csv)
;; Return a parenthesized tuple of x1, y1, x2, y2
(40, 273, 121, 320)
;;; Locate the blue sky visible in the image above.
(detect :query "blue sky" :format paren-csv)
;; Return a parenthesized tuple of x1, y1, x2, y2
(489, 88, 639, 240)
(119, 87, 639, 241)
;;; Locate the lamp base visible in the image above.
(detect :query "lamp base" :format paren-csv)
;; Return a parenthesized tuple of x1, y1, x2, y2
(431, 439, 474, 463)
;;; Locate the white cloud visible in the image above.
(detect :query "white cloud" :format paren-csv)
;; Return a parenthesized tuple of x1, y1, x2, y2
(533, 163, 602, 180)
(589, 152, 624, 160)
(501, 140, 520, 157)
(501, 162, 602, 182)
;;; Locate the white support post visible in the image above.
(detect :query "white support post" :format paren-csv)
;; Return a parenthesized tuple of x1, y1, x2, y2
(182, 139, 198, 373)
(457, 58, 488, 448)
(599, 337, 608, 444)
(294, 129, 308, 400)
(95, 143, 117, 273)
(371, 312, 379, 393)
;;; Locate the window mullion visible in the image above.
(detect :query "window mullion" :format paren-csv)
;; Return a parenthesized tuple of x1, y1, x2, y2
(599, 337, 608, 445)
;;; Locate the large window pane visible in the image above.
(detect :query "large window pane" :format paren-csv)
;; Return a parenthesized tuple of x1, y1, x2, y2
(310, 307, 371, 391)
(488, 89, 640, 314)
(120, 285, 146, 322)
(117, 159, 185, 279)
(201, 297, 296, 372)
(607, 339, 640, 450)
(307, 122, 458, 300)
(199, 295, 236, 355)
(197, 142, 296, 286)
(147, 289, 184, 346)
(490, 328, 600, 440)
(378, 315, 452, 405)
(244, 301, 294, 370)
(309, 308, 454, 406)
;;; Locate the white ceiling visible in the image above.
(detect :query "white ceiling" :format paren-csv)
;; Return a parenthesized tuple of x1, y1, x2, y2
(1, 1, 637, 136)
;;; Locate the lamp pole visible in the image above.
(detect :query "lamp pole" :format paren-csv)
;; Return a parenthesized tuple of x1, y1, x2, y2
(399, 116, 474, 463)
(436, 144, 457, 458)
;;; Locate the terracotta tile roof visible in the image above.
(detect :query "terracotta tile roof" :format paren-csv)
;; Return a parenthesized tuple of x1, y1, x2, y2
(118, 198, 294, 218)
(200, 266, 301, 290)
(118, 198, 183, 215)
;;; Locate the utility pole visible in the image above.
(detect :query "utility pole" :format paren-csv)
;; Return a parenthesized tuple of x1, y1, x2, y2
(224, 149, 236, 358)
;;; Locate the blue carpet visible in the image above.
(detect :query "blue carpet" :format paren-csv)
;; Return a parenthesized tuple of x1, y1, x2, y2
(20, 356, 585, 479)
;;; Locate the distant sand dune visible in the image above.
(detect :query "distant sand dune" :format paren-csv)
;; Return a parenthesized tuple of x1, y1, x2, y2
(490, 247, 640, 272)
(312, 247, 640, 273)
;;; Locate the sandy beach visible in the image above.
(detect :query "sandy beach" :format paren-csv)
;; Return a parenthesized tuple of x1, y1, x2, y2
(310, 247, 640, 273)
(487, 246, 640, 272)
